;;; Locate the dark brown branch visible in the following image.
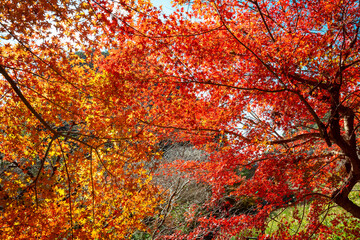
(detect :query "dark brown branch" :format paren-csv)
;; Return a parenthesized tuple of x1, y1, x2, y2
(288, 72, 329, 89)
(0, 66, 102, 157)
(253, 0, 276, 42)
(340, 24, 359, 65)
(308, 203, 332, 239)
(269, 133, 321, 145)
(212, 3, 280, 80)
(172, 79, 288, 93)
(139, 120, 251, 142)
(33, 136, 56, 207)
(58, 140, 74, 240)
(332, 173, 360, 218)
(341, 59, 360, 71)
(89, 150, 96, 226)
(294, 91, 332, 146)
(0, 65, 58, 136)
(0, 22, 92, 96)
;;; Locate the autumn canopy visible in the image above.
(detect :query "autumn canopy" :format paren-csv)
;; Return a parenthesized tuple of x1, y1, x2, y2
(0, 0, 360, 239)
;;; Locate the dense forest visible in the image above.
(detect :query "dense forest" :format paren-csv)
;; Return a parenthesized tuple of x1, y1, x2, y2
(1, 0, 360, 239)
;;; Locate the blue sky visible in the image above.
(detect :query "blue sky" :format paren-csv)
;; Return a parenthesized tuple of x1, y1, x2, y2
(151, 0, 177, 14)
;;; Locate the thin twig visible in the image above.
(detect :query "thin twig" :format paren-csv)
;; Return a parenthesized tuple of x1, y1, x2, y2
(33, 136, 56, 207)
(59, 141, 74, 240)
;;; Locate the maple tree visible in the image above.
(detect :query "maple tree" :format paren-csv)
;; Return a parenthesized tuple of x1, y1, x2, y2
(0, 0, 162, 239)
(1, 0, 360, 239)
(99, 0, 360, 238)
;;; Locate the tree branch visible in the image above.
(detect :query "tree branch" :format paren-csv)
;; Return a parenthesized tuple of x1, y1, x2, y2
(0, 65, 58, 136)
(253, 0, 276, 42)
(332, 173, 360, 218)
(33, 136, 56, 207)
(287, 72, 329, 89)
(269, 132, 321, 145)
(294, 91, 332, 146)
